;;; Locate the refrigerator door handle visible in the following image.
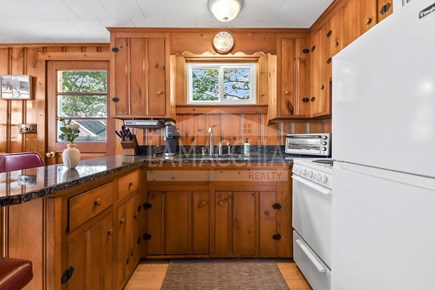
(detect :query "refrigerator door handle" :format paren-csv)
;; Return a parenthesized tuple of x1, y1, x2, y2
(292, 175, 332, 196)
(296, 239, 326, 273)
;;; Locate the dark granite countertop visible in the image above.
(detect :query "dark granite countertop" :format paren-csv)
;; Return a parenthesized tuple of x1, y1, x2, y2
(0, 150, 309, 206)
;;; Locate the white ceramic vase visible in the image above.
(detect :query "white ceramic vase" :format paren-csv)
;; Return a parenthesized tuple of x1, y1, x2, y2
(63, 143, 80, 169)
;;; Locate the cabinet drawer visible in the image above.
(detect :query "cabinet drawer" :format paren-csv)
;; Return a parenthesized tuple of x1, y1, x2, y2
(118, 170, 140, 200)
(69, 182, 114, 231)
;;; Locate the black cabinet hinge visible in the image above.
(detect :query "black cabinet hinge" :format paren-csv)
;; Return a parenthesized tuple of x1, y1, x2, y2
(272, 233, 282, 241)
(61, 266, 74, 284)
(302, 48, 310, 54)
(143, 202, 152, 209)
(111, 47, 119, 53)
(143, 233, 152, 240)
(272, 203, 282, 210)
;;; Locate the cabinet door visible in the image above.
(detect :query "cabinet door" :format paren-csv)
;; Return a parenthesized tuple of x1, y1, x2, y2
(116, 203, 127, 289)
(147, 38, 167, 116)
(165, 191, 190, 254)
(66, 213, 113, 290)
(343, 0, 359, 48)
(378, 0, 393, 22)
(131, 193, 142, 268)
(232, 191, 257, 256)
(259, 192, 278, 256)
(359, 0, 378, 35)
(280, 38, 296, 117)
(113, 38, 129, 116)
(146, 191, 164, 255)
(310, 25, 330, 117)
(328, 9, 343, 58)
(215, 191, 232, 256)
(278, 37, 309, 118)
(192, 191, 210, 255)
(112, 36, 167, 117)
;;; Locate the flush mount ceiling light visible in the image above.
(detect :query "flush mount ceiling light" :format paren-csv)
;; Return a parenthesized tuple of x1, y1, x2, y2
(209, 0, 242, 23)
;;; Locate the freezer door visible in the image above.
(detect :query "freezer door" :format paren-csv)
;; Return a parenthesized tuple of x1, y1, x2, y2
(332, 162, 435, 290)
(332, 0, 435, 177)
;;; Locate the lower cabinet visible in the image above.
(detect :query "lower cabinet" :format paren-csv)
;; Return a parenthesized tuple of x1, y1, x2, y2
(66, 213, 114, 290)
(145, 166, 291, 258)
(145, 187, 210, 256)
(215, 190, 280, 257)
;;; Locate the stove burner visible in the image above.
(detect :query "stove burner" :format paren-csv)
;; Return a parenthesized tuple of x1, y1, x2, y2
(313, 159, 334, 166)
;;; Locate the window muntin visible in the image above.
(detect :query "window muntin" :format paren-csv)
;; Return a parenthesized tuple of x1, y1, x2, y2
(187, 63, 256, 104)
(56, 70, 108, 143)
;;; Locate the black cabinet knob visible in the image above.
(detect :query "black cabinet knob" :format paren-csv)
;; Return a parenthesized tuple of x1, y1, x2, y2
(302, 48, 310, 54)
(311, 97, 316, 102)
(112, 97, 120, 103)
(111, 47, 119, 53)
(326, 57, 332, 64)
(327, 30, 332, 38)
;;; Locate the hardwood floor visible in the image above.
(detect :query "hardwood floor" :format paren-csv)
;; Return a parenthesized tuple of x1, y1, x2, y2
(124, 259, 311, 290)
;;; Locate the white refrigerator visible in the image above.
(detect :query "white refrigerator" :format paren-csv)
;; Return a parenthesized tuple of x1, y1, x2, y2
(332, 0, 435, 289)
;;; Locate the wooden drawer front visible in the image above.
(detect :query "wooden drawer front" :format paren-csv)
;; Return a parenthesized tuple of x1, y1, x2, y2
(118, 170, 140, 200)
(69, 182, 114, 231)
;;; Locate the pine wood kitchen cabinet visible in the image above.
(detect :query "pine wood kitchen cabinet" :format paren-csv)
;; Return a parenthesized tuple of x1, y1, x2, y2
(310, 24, 331, 118)
(270, 36, 310, 120)
(109, 29, 174, 119)
(359, 0, 378, 35)
(144, 185, 211, 256)
(144, 166, 291, 258)
(115, 170, 142, 289)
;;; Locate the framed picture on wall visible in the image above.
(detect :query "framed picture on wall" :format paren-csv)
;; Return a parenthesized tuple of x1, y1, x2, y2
(0, 75, 33, 100)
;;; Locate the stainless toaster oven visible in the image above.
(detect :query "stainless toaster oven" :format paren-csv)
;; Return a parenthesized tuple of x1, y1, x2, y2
(285, 133, 331, 156)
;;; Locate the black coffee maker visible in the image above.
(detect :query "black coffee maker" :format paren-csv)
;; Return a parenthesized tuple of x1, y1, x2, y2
(163, 121, 179, 157)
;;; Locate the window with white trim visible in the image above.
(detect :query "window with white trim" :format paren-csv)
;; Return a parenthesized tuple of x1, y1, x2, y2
(187, 63, 256, 104)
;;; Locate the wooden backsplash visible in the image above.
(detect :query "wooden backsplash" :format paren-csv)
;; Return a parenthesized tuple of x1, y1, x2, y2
(132, 114, 331, 147)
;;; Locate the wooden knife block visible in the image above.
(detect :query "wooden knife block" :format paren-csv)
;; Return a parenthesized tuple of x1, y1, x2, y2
(120, 135, 138, 155)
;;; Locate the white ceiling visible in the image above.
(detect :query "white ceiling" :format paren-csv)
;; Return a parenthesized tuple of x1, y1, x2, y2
(0, 0, 334, 44)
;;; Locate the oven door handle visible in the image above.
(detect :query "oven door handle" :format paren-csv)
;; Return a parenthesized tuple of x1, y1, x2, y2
(295, 239, 326, 273)
(292, 175, 332, 196)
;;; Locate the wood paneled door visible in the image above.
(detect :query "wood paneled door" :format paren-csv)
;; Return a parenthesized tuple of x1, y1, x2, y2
(47, 61, 114, 165)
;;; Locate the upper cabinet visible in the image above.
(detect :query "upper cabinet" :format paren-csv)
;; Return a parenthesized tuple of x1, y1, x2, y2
(359, 0, 378, 35)
(268, 36, 310, 121)
(310, 25, 331, 118)
(109, 30, 175, 119)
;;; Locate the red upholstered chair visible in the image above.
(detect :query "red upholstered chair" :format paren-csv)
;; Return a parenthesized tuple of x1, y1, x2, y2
(0, 152, 44, 173)
(0, 258, 33, 290)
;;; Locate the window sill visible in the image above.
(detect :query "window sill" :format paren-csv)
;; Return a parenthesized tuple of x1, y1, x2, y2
(176, 105, 268, 115)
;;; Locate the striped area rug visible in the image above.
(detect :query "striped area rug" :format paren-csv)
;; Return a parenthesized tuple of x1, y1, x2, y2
(161, 259, 290, 290)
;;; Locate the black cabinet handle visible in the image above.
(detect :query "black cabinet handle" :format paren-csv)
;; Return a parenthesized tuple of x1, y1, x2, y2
(272, 233, 282, 241)
(311, 45, 316, 52)
(380, 3, 392, 15)
(112, 97, 120, 103)
(272, 203, 282, 210)
(302, 48, 310, 54)
(61, 266, 74, 284)
(111, 47, 119, 53)
(311, 97, 316, 102)
(143, 202, 152, 209)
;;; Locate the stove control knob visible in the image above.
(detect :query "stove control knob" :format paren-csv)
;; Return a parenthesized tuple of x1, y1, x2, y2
(308, 171, 314, 178)
(316, 174, 322, 182)
(321, 175, 328, 184)
(322, 141, 327, 145)
(321, 147, 327, 151)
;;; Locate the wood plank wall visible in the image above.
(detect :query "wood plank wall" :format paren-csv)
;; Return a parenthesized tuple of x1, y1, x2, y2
(0, 39, 331, 156)
(0, 44, 109, 158)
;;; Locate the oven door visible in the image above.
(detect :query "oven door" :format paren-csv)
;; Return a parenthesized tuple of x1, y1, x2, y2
(292, 174, 332, 267)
